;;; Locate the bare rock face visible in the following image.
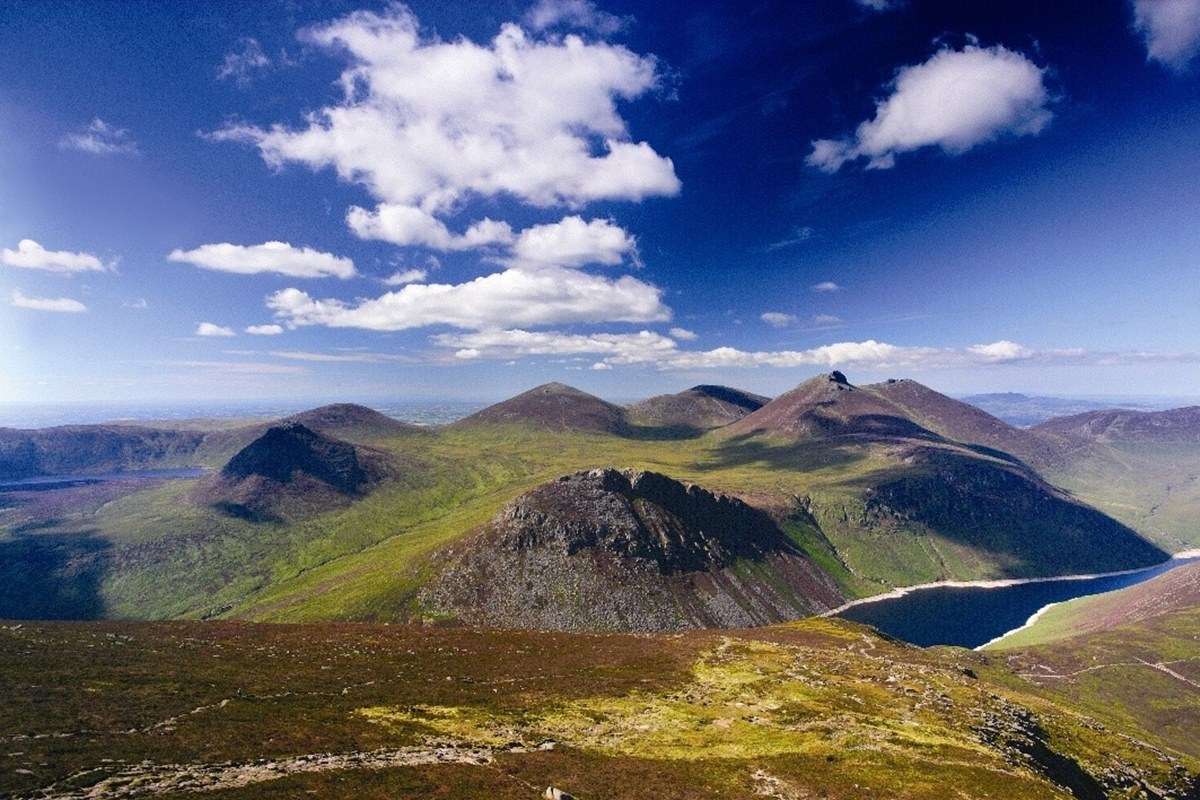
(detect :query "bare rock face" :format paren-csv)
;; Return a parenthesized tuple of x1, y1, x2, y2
(421, 468, 844, 632)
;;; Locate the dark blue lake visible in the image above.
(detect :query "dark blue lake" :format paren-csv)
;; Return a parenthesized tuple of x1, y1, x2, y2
(836, 556, 1199, 649)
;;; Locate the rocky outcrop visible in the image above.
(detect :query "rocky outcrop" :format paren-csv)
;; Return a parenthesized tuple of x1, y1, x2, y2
(421, 468, 844, 632)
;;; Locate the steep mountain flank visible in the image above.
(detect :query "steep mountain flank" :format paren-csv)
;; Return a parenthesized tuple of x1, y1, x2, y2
(626, 384, 770, 432)
(1035, 406, 1200, 444)
(455, 382, 629, 434)
(868, 378, 1063, 467)
(848, 446, 1167, 580)
(0, 425, 205, 480)
(724, 371, 934, 440)
(196, 422, 387, 519)
(421, 467, 844, 631)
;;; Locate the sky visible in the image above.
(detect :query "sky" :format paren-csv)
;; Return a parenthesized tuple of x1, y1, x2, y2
(2, 0, 1199, 405)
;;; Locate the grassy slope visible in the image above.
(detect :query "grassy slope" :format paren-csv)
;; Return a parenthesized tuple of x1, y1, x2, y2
(2, 617, 1194, 800)
(1041, 442, 1200, 551)
(0, 423, 1164, 623)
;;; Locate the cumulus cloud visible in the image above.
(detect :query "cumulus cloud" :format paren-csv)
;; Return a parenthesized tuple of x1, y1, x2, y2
(383, 268, 429, 286)
(218, 37, 271, 86)
(509, 216, 637, 268)
(427, 331, 1113, 372)
(811, 281, 842, 292)
(669, 326, 697, 341)
(168, 241, 356, 279)
(11, 290, 87, 313)
(346, 205, 514, 250)
(213, 4, 678, 245)
(245, 324, 284, 335)
(525, 0, 626, 33)
(1132, 0, 1200, 69)
(761, 311, 798, 328)
(59, 118, 139, 156)
(196, 322, 236, 337)
(1, 239, 107, 273)
(808, 42, 1051, 172)
(267, 265, 669, 332)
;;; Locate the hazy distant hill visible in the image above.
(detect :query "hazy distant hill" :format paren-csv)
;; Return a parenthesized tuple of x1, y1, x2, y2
(960, 392, 1158, 427)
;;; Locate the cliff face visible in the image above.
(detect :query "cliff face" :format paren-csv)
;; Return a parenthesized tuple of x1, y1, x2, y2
(421, 468, 845, 632)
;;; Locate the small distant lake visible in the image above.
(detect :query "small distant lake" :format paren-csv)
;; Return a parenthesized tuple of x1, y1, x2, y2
(0, 468, 206, 493)
(836, 555, 1200, 649)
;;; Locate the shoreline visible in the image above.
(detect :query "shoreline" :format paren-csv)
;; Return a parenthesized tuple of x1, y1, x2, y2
(821, 549, 1200, 619)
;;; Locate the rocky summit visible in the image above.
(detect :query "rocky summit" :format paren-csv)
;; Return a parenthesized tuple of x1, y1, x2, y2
(421, 467, 844, 631)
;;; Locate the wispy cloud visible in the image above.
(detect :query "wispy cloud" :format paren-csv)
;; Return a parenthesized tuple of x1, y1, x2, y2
(761, 311, 798, 328)
(267, 350, 416, 363)
(217, 37, 271, 86)
(245, 324, 283, 336)
(765, 226, 814, 251)
(59, 118, 139, 156)
(11, 290, 87, 313)
(811, 281, 842, 292)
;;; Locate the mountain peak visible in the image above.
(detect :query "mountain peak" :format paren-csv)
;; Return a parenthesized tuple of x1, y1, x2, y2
(457, 382, 628, 434)
(626, 385, 770, 432)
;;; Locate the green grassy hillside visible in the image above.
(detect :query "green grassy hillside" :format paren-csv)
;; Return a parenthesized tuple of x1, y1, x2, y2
(0, 416, 1166, 624)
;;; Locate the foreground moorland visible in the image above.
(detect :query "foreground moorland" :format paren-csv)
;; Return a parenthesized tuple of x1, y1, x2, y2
(3, 615, 1198, 800)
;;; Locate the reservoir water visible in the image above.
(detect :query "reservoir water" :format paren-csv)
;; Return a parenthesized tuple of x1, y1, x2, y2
(835, 555, 1200, 649)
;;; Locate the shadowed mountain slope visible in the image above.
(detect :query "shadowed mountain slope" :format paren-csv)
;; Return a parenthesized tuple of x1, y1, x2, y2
(455, 382, 629, 434)
(422, 467, 844, 631)
(0, 425, 205, 480)
(196, 422, 388, 520)
(626, 384, 770, 432)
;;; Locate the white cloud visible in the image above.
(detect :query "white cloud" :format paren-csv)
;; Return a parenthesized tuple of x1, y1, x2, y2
(591, 361, 613, 370)
(808, 43, 1051, 172)
(509, 216, 637, 268)
(11, 290, 87, 313)
(525, 0, 625, 34)
(428, 331, 1101, 372)
(383, 268, 429, 286)
(967, 339, 1034, 362)
(669, 326, 697, 341)
(809, 314, 844, 327)
(1, 239, 107, 273)
(761, 311, 797, 328)
(267, 265, 669, 331)
(811, 281, 842, 292)
(433, 328, 679, 364)
(218, 37, 271, 86)
(196, 322, 236, 337)
(59, 118, 139, 156)
(1132, 0, 1200, 69)
(123, 298, 149, 309)
(346, 205, 514, 251)
(765, 226, 814, 251)
(214, 4, 678, 243)
(856, 0, 898, 10)
(168, 241, 356, 279)
(245, 324, 284, 335)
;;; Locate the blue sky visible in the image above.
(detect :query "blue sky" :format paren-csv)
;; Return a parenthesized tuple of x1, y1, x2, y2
(2, 0, 1199, 404)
